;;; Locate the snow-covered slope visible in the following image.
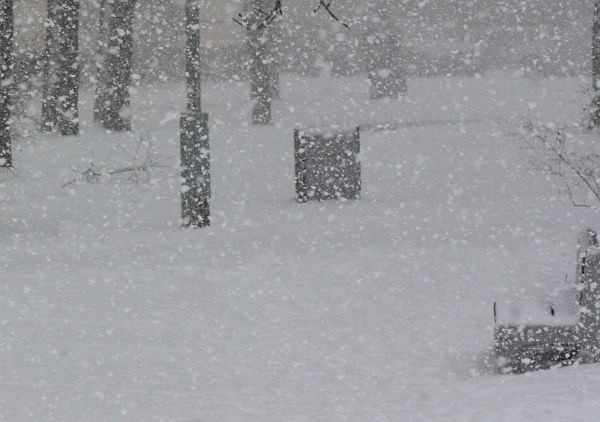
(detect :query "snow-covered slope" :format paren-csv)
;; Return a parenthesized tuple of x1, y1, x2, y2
(2, 72, 600, 421)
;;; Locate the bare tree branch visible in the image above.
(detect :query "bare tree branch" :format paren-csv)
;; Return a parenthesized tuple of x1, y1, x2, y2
(522, 119, 600, 206)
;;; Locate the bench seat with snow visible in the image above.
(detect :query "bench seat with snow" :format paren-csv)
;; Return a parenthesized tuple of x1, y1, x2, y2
(494, 228, 600, 374)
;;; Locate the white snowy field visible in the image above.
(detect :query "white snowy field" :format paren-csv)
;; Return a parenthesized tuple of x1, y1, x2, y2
(2, 72, 600, 421)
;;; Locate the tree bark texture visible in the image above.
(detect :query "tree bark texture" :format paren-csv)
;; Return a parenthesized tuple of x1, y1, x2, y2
(180, 112, 210, 228)
(41, 0, 80, 136)
(185, 0, 201, 114)
(245, 0, 281, 124)
(592, 0, 600, 126)
(94, 0, 136, 131)
(180, 0, 210, 228)
(0, 0, 13, 167)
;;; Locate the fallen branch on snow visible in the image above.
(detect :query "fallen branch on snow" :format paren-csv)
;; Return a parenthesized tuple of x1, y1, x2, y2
(62, 138, 171, 188)
(61, 160, 170, 189)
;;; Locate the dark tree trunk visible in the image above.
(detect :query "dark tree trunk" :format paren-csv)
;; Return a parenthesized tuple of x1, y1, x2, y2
(57, 0, 80, 136)
(363, 10, 407, 100)
(0, 0, 13, 167)
(245, 0, 280, 124)
(268, 23, 282, 100)
(185, 0, 201, 114)
(592, 0, 600, 126)
(180, 112, 210, 228)
(93, 0, 109, 120)
(180, 0, 210, 228)
(94, 0, 136, 132)
(41, 0, 80, 136)
(41, 1, 60, 133)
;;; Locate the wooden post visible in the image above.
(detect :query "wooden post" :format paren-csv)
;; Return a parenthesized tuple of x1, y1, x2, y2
(0, 0, 13, 168)
(180, 0, 210, 228)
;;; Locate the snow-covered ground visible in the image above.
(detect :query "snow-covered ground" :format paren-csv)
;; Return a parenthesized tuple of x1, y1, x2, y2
(2, 72, 600, 421)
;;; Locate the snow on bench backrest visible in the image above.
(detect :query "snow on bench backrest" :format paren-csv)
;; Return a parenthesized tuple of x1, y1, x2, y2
(577, 228, 598, 285)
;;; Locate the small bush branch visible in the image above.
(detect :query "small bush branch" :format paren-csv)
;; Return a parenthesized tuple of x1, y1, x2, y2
(521, 118, 600, 206)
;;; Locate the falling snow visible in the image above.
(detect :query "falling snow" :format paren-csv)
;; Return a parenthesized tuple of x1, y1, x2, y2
(2, 1, 600, 421)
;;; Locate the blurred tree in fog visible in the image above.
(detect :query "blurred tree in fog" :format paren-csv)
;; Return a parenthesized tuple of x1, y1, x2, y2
(94, 0, 136, 132)
(0, 0, 13, 167)
(41, 0, 79, 136)
(244, 0, 280, 125)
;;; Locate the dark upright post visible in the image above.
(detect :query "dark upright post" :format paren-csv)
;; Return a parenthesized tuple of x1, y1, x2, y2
(180, 0, 210, 228)
(0, 0, 13, 168)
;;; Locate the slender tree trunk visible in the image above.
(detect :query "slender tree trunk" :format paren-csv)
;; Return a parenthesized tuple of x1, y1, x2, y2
(246, 0, 262, 100)
(180, 0, 210, 228)
(592, 0, 600, 126)
(185, 0, 201, 114)
(267, 22, 281, 100)
(93, 0, 110, 120)
(41, 0, 80, 136)
(0, 0, 13, 167)
(57, 0, 79, 136)
(94, 0, 136, 131)
(41, 1, 60, 132)
(245, 0, 280, 124)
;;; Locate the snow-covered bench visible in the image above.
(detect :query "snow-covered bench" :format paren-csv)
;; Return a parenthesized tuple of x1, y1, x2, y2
(494, 228, 600, 373)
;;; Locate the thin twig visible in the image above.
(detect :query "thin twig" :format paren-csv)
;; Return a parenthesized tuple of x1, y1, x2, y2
(522, 119, 600, 206)
(564, 182, 591, 208)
